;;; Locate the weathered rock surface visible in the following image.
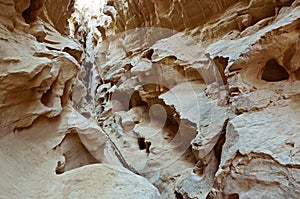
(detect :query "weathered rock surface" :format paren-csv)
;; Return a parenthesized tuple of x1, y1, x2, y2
(214, 104, 300, 198)
(1, 0, 300, 198)
(0, 0, 161, 198)
(76, 0, 300, 198)
(1, 105, 159, 198)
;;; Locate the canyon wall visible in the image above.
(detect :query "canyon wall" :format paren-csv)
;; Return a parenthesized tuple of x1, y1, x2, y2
(0, 0, 159, 198)
(1, 0, 300, 198)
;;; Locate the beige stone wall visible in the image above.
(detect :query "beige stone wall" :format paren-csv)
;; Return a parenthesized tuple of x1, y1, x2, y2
(1, 0, 300, 198)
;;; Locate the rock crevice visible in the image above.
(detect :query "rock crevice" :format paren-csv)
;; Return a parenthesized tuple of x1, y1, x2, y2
(1, 0, 300, 198)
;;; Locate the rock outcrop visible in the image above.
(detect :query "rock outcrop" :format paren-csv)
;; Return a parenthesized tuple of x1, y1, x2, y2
(73, 0, 300, 198)
(0, 0, 160, 198)
(1, 0, 300, 198)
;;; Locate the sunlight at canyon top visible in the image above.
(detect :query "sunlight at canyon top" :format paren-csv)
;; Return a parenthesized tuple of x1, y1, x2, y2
(76, 0, 105, 15)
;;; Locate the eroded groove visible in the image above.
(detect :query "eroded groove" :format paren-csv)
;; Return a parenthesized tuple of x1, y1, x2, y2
(106, 134, 140, 174)
(53, 132, 100, 175)
(61, 78, 74, 107)
(214, 118, 229, 167)
(213, 56, 229, 84)
(41, 77, 58, 107)
(62, 47, 83, 63)
(62, 0, 300, 198)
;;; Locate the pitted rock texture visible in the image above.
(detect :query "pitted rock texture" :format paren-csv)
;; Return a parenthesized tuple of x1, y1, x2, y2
(0, 0, 161, 198)
(1, 0, 300, 198)
(71, 0, 300, 198)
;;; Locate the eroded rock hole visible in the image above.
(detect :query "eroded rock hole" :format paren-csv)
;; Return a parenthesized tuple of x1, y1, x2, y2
(124, 63, 133, 71)
(174, 191, 184, 199)
(142, 49, 154, 60)
(137, 137, 146, 150)
(63, 47, 83, 63)
(41, 85, 53, 107)
(62, 78, 74, 107)
(96, 26, 107, 40)
(22, 0, 43, 24)
(141, 83, 169, 99)
(129, 91, 147, 109)
(111, 91, 131, 111)
(137, 137, 151, 154)
(125, 52, 133, 57)
(107, 0, 114, 6)
(54, 133, 99, 175)
(55, 160, 65, 175)
(262, 59, 289, 82)
(213, 56, 229, 84)
(145, 141, 151, 154)
(228, 193, 240, 199)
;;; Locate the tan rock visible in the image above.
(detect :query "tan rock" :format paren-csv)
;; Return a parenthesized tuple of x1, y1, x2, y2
(1, 0, 300, 198)
(213, 104, 300, 198)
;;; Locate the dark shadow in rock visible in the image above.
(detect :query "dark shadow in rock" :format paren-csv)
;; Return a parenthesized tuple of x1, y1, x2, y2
(262, 59, 289, 82)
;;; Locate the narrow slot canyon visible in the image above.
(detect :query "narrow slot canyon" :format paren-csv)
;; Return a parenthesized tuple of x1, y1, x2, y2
(0, 0, 300, 198)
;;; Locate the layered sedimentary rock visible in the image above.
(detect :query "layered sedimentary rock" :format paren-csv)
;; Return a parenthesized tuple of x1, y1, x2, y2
(70, 0, 300, 198)
(0, 0, 160, 198)
(1, 0, 300, 198)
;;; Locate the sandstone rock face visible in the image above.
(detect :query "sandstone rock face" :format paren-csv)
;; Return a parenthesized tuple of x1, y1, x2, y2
(0, 0, 160, 198)
(215, 105, 300, 198)
(1, 0, 300, 198)
(72, 0, 300, 198)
